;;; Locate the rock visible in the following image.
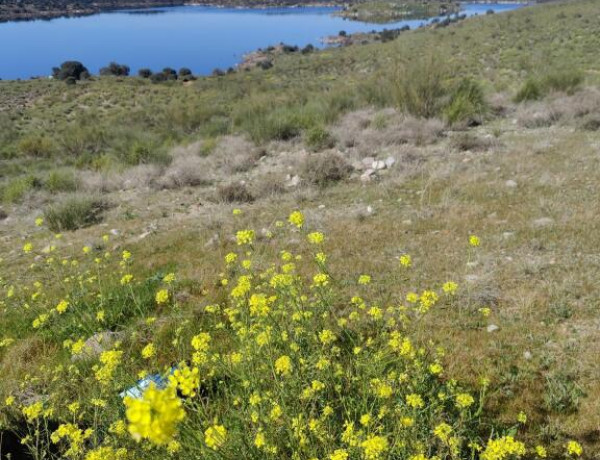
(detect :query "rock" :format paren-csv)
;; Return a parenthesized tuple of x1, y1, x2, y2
(110, 229, 120, 236)
(487, 324, 500, 333)
(385, 156, 396, 168)
(360, 169, 376, 182)
(523, 351, 533, 360)
(532, 217, 555, 228)
(366, 206, 374, 215)
(361, 156, 375, 167)
(402, 219, 412, 225)
(72, 331, 123, 361)
(286, 175, 301, 188)
(505, 179, 518, 188)
(318, 204, 326, 210)
(502, 232, 515, 239)
(372, 160, 386, 170)
(204, 233, 220, 248)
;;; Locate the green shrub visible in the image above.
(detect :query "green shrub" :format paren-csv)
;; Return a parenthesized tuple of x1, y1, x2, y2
(18, 135, 55, 157)
(304, 126, 335, 151)
(217, 183, 255, 203)
(514, 78, 543, 102)
(1, 176, 36, 204)
(543, 373, 585, 414)
(45, 169, 79, 193)
(444, 79, 488, 126)
(543, 69, 584, 95)
(393, 56, 448, 118)
(44, 195, 109, 232)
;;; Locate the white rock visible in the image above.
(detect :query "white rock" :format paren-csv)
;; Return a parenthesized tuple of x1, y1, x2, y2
(286, 175, 301, 187)
(360, 169, 376, 182)
(361, 156, 375, 166)
(532, 217, 555, 228)
(110, 229, 120, 236)
(385, 156, 396, 168)
(523, 351, 533, 360)
(372, 160, 386, 170)
(505, 179, 518, 188)
(502, 232, 515, 239)
(366, 206, 374, 214)
(318, 204, 326, 209)
(487, 324, 500, 333)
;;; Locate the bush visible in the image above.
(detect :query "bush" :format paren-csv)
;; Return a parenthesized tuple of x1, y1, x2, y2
(543, 69, 584, 95)
(45, 169, 79, 193)
(18, 135, 55, 157)
(1, 176, 36, 204)
(138, 68, 153, 78)
(393, 56, 448, 118)
(217, 183, 255, 203)
(52, 61, 89, 81)
(302, 152, 353, 188)
(100, 62, 130, 77)
(514, 78, 543, 102)
(304, 126, 335, 151)
(44, 195, 108, 232)
(444, 79, 488, 126)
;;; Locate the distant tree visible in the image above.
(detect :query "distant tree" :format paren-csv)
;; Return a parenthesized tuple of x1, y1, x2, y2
(149, 72, 167, 83)
(281, 44, 299, 53)
(339, 30, 347, 37)
(162, 68, 178, 80)
(138, 68, 153, 78)
(178, 67, 192, 77)
(486, 9, 495, 15)
(258, 60, 273, 70)
(100, 62, 130, 76)
(52, 61, 89, 81)
(212, 68, 225, 77)
(301, 44, 315, 54)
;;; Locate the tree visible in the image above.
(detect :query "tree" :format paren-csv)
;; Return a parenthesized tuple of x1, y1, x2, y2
(52, 61, 89, 81)
(138, 68, 153, 78)
(99, 62, 130, 76)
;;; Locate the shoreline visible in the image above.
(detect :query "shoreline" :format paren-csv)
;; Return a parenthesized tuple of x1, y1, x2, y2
(0, 0, 532, 24)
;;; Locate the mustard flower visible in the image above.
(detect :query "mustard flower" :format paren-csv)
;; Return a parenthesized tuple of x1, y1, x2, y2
(125, 384, 185, 446)
(288, 211, 304, 228)
(204, 424, 227, 450)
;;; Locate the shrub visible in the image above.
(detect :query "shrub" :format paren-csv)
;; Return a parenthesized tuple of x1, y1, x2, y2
(451, 132, 494, 152)
(100, 62, 130, 77)
(444, 79, 488, 126)
(138, 68, 153, 78)
(18, 135, 55, 157)
(1, 176, 36, 204)
(393, 56, 448, 118)
(304, 126, 335, 151)
(543, 69, 584, 95)
(52, 61, 89, 81)
(543, 373, 585, 414)
(301, 152, 353, 188)
(44, 195, 108, 232)
(45, 169, 79, 193)
(217, 183, 255, 203)
(514, 78, 543, 102)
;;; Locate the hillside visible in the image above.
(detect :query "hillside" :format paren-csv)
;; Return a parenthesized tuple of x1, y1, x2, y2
(1, 0, 600, 458)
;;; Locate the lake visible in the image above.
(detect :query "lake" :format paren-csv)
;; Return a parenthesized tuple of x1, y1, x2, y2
(0, 3, 525, 80)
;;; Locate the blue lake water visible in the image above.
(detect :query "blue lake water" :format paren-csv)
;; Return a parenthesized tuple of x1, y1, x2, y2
(0, 2, 525, 80)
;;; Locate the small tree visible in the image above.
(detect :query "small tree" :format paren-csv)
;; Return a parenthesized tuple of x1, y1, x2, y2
(138, 68, 153, 78)
(100, 62, 130, 77)
(52, 61, 89, 81)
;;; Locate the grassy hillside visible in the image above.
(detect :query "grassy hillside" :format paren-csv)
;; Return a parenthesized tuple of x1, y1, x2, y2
(1, 1, 600, 458)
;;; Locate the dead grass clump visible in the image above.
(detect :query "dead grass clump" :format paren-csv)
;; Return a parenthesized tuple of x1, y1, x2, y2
(333, 109, 444, 155)
(450, 132, 495, 152)
(301, 151, 353, 188)
(156, 153, 210, 190)
(217, 182, 255, 203)
(516, 87, 600, 128)
(254, 174, 288, 199)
